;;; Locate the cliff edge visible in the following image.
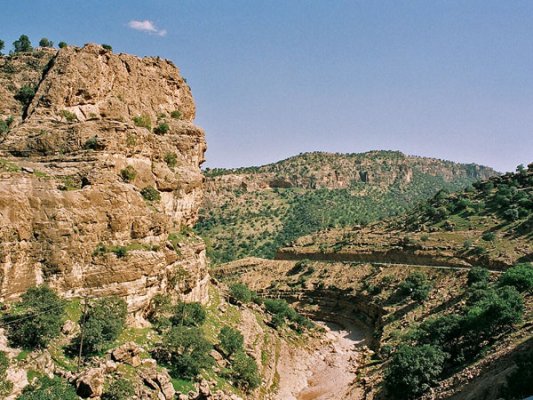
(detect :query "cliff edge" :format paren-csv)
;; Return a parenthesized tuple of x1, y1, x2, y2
(0, 44, 208, 317)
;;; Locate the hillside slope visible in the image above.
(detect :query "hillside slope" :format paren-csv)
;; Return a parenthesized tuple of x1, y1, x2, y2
(196, 151, 498, 263)
(279, 163, 532, 269)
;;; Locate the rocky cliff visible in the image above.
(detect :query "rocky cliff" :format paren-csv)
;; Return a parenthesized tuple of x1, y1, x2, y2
(0, 44, 208, 317)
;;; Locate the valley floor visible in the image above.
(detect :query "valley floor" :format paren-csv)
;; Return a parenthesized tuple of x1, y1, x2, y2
(275, 320, 368, 400)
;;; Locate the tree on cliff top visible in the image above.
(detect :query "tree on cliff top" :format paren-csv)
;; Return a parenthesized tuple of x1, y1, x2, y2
(13, 34, 32, 53)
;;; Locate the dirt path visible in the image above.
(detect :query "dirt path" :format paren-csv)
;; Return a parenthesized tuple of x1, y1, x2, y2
(275, 320, 367, 400)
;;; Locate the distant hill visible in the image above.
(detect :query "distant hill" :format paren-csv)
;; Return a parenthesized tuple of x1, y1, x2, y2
(279, 162, 532, 269)
(195, 151, 498, 263)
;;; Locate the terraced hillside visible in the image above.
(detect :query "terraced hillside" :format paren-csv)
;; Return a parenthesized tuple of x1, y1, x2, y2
(196, 151, 497, 263)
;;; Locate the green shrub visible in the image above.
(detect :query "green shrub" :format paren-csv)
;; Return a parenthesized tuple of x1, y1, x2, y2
(58, 41, 67, 49)
(398, 272, 432, 301)
(17, 376, 78, 400)
(83, 136, 100, 150)
(170, 302, 206, 327)
(133, 115, 151, 130)
(101, 378, 134, 400)
(75, 297, 127, 356)
(0, 351, 12, 396)
(498, 263, 533, 292)
(154, 326, 213, 379)
(154, 122, 169, 135)
(415, 314, 462, 347)
(384, 344, 446, 399)
(0, 40, 4, 55)
(164, 152, 178, 168)
(141, 186, 160, 201)
(38, 38, 53, 48)
(170, 110, 182, 119)
(481, 231, 495, 241)
(61, 110, 77, 122)
(6, 286, 65, 349)
(229, 283, 252, 304)
(13, 35, 32, 53)
(120, 166, 137, 183)
(463, 286, 524, 337)
(467, 267, 490, 287)
(229, 351, 261, 391)
(14, 85, 35, 107)
(112, 246, 127, 258)
(102, 44, 113, 51)
(0, 120, 8, 134)
(218, 326, 244, 356)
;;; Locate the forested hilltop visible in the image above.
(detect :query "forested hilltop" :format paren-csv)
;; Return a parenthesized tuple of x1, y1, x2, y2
(196, 151, 497, 263)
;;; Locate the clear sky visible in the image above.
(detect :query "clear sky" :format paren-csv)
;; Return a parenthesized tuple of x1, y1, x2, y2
(2, 1, 532, 172)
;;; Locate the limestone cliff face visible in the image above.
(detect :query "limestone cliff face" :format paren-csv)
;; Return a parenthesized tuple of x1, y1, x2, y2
(0, 44, 208, 315)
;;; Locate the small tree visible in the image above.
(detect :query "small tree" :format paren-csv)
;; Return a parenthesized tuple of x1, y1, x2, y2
(229, 283, 252, 304)
(230, 351, 261, 391)
(170, 302, 206, 327)
(384, 344, 446, 399)
(398, 272, 432, 301)
(218, 326, 244, 356)
(6, 286, 65, 349)
(155, 326, 213, 378)
(102, 44, 113, 51)
(58, 41, 67, 49)
(13, 34, 32, 53)
(0, 40, 4, 55)
(76, 297, 127, 355)
(38, 38, 54, 48)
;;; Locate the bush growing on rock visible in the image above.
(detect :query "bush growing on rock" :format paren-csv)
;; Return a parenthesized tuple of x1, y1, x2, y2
(170, 110, 182, 119)
(170, 302, 206, 327)
(154, 122, 169, 135)
(155, 326, 213, 379)
(75, 296, 127, 356)
(141, 186, 160, 201)
(133, 115, 151, 130)
(102, 44, 113, 51)
(17, 376, 78, 400)
(6, 286, 65, 349)
(120, 165, 137, 183)
(58, 41, 67, 48)
(0, 40, 4, 55)
(398, 272, 432, 301)
(384, 344, 446, 399)
(164, 152, 177, 168)
(218, 326, 244, 356)
(14, 85, 35, 107)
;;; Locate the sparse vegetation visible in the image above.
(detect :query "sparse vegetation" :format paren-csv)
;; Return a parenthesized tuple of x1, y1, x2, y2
(61, 109, 77, 122)
(397, 272, 432, 301)
(154, 122, 169, 135)
(14, 85, 35, 107)
(101, 378, 135, 400)
(133, 115, 151, 130)
(141, 186, 160, 201)
(38, 38, 54, 48)
(17, 376, 78, 400)
(164, 152, 178, 168)
(120, 165, 137, 183)
(170, 110, 182, 119)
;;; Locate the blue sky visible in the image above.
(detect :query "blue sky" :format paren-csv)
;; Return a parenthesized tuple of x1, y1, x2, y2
(2, 1, 532, 172)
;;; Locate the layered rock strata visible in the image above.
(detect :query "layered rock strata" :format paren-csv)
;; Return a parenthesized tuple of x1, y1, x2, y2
(0, 44, 208, 315)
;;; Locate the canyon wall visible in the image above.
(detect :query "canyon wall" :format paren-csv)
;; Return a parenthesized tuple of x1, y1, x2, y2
(0, 44, 208, 316)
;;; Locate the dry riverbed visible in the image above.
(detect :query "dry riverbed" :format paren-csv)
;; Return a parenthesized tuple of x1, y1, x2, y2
(275, 320, 368, 400)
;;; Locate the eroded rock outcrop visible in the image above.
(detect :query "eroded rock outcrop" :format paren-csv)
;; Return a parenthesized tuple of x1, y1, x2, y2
(0, 44, 208, 315)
